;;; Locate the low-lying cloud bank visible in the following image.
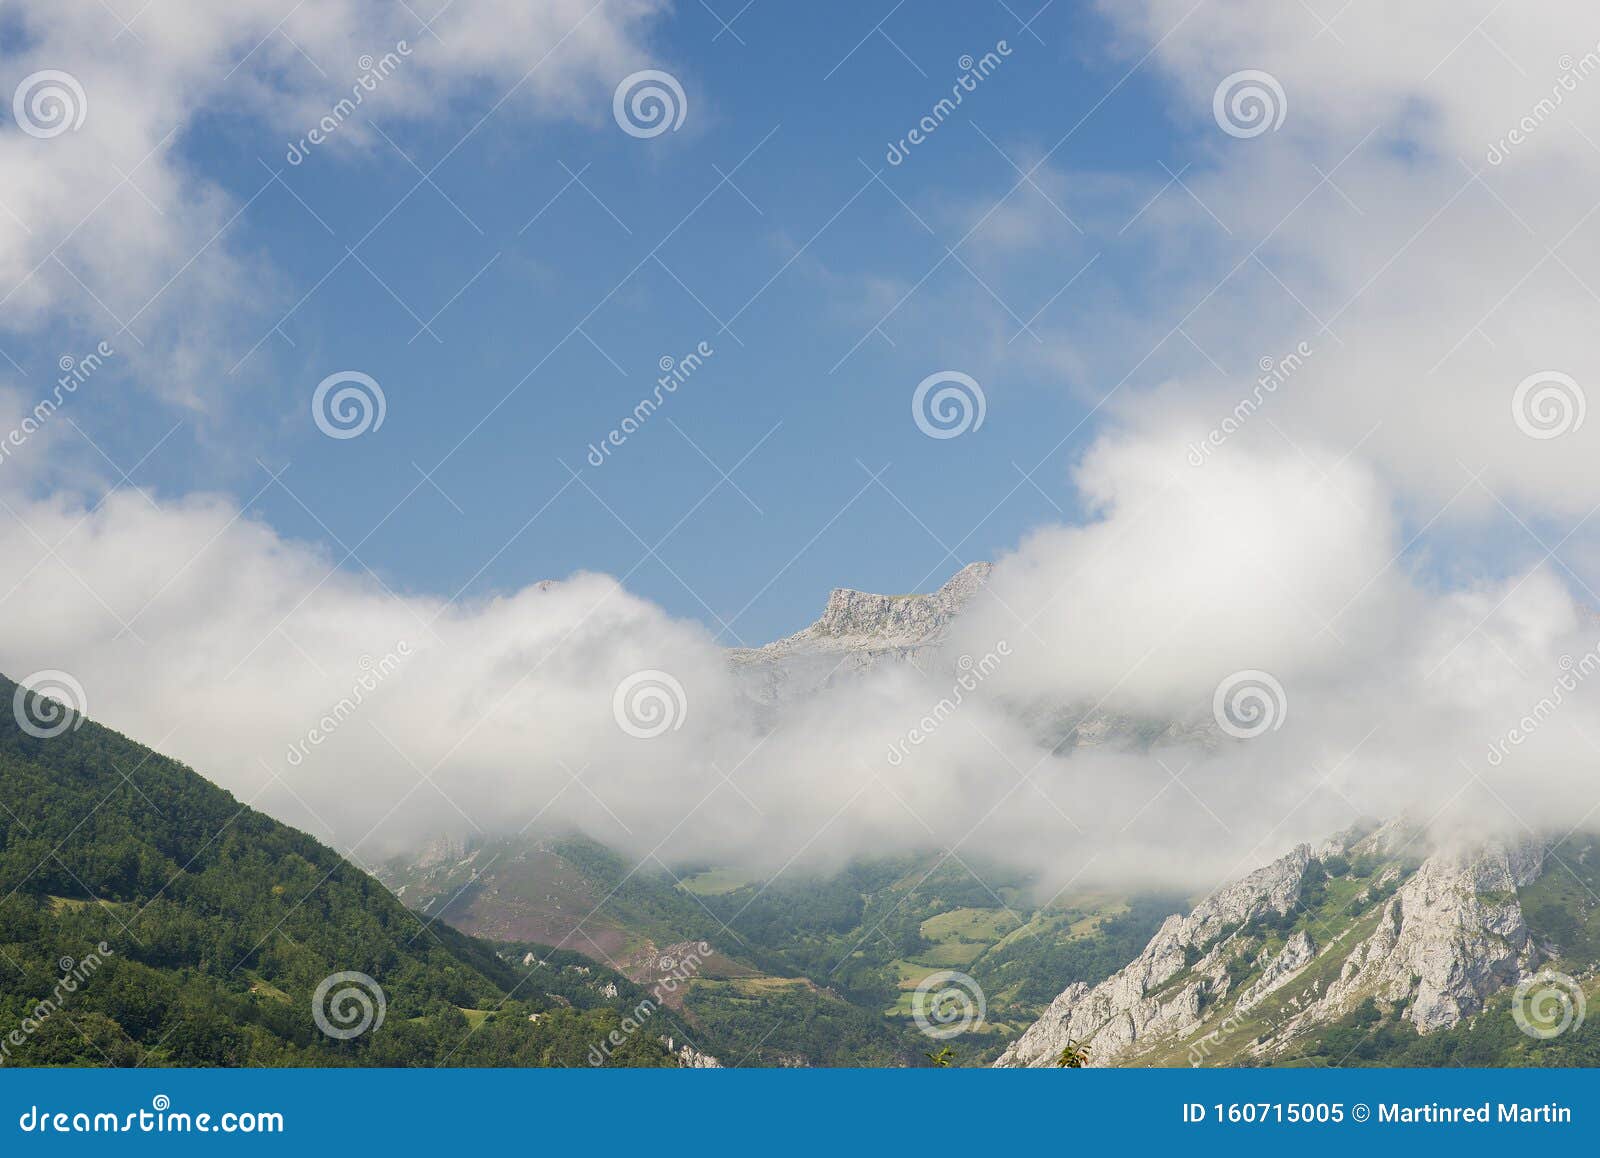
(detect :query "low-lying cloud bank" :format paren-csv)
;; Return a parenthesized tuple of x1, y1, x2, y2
(7, 0, 1600, 895)
(3, 430, 1595, 894)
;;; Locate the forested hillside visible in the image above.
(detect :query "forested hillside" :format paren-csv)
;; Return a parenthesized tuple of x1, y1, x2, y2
(0, 676, 683, 1066)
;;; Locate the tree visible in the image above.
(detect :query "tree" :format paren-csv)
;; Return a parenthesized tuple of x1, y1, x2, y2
(1056, 1039, 1091, 1068)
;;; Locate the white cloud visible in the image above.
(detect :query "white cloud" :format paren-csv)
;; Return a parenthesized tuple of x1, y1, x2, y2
(4, 446, 1599, 895)
(1093, 0, 1600, 526)
(0, 0, 669, 405)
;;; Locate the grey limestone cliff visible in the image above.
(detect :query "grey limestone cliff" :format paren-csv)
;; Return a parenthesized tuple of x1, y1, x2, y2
(996, 824, 1550, 1067)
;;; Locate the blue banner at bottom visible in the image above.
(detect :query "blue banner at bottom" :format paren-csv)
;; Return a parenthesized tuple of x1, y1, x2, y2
(1, 1068, 1594, 1152)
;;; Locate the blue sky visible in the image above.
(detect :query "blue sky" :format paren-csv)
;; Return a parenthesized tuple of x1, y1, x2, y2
(12, 0, 1220, 646)
(10, 0, 1600, 878)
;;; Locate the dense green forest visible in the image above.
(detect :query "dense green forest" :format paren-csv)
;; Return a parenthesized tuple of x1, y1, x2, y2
(0, 676, 686, 1067)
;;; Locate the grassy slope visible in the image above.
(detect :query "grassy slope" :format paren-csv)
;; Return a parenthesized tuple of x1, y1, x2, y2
(386, 832, 1186, 1066)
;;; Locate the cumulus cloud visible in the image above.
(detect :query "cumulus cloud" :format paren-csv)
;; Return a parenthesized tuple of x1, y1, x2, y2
(0, 0, 667, 405)
(954, 430, 1600, 882)
(1094, 0, 1600, 525)
(3, 435, 1599, 897)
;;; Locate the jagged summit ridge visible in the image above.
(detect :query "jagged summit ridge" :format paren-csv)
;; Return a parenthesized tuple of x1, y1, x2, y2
(759, 561, 991, 653)
(727, 562, 992, 704)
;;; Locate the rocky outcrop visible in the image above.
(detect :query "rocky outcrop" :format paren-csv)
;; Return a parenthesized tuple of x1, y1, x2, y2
(1291, 839, 1542, 1035)
(660, 1036, 722, 1068)
(1236, 930, 1316, 1012)
(995, 844, 1314, 1067)
(997, 826, 1552, 1068)
(727, 563, 992, 704)
(789, 561, 992, 648)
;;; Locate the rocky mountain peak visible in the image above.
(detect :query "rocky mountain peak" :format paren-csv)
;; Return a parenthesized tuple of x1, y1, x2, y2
(726, 562, 992, 705)
(803, 561, 993, 647)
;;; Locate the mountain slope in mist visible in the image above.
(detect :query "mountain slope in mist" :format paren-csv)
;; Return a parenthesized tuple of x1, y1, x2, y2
(997, 820, 1600, 1067)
